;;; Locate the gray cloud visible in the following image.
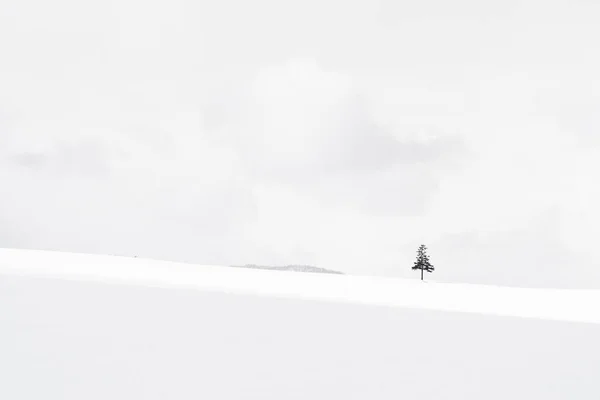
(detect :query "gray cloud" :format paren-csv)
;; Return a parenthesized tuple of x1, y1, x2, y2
(430, 210, 600, 289)
(212, 59, 468, 216)
(10, 152, 47, 169)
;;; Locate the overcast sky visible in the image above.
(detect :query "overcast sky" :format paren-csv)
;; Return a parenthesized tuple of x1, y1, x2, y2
(1, 0, 599, 288)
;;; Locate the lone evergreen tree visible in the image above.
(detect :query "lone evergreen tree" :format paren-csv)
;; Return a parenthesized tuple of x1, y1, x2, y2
(412, 244, 434, 281)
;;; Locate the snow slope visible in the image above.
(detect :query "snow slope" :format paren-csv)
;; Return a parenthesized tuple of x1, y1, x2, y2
(1, 248, 600, 399)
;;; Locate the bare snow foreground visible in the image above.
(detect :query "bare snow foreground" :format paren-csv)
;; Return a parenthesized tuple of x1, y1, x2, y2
(1, 248, 600, 399)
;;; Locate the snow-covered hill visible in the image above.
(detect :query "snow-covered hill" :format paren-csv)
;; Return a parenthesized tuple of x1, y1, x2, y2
(1, 248, 600, 399)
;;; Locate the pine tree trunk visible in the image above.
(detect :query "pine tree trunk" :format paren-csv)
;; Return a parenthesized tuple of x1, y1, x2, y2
(421, 268, 423, 281)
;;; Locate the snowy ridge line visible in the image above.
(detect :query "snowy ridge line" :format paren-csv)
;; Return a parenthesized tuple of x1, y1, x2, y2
(2, 248, 600, 324)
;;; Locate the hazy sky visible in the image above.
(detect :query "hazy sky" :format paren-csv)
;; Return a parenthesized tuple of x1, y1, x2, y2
(1, 0, 600, 288)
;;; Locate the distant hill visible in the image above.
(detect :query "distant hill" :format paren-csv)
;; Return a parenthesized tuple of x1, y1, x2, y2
(230, 264, 343, 275)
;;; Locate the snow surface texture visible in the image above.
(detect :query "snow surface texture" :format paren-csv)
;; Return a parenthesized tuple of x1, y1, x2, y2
(2, 248, 600, 399)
